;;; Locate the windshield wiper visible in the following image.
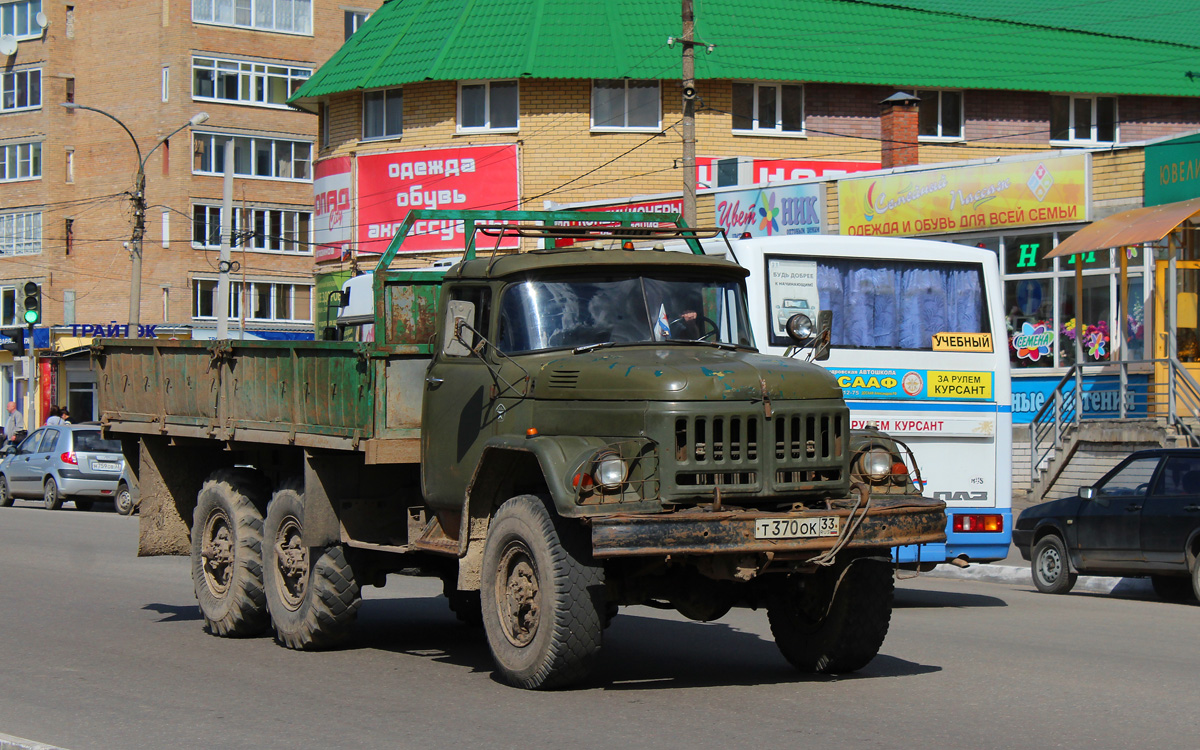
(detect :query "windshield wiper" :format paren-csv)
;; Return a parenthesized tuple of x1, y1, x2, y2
(573, 341, 618, 354)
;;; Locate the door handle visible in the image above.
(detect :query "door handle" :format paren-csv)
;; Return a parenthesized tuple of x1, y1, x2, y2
(426, 375, 444, 387)
(1185, 505, 1200, 512)
(1125, 504, 1142, 512)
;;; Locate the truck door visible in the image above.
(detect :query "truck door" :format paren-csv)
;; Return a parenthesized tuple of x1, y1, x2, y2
(421, 285, 497, 509)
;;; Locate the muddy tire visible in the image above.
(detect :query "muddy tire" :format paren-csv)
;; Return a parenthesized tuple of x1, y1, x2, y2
(0, 476, 12, 507)
(1150, 574, 1194, 602)
(263, 489, 361, 649)
(480, 495, 604, 689)
(43, 478, 63, 510)
(1032, 535, 1077, 595)
(767, 558, 894, 674)
(114, 482, 135, 516)
(191, 471, 270, 637)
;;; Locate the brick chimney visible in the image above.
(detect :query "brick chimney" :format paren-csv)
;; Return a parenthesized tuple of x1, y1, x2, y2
(880, 92, 921, 169)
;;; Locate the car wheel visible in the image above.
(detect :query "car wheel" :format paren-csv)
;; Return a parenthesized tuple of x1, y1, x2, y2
(43, 478, 63, 510)
(1193, 558, 1200, 603)
(114, 483, 135, 516)
(0, 475, 12, 507)
(1150, 575, 1195, 602)
(1032, 535, 1077, 594)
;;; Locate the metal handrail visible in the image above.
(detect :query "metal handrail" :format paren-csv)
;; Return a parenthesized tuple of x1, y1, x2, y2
(1028, 358, 1200, 483)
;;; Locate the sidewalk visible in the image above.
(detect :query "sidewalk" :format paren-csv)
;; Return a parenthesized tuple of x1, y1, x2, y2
(922, 558, 1153, 595)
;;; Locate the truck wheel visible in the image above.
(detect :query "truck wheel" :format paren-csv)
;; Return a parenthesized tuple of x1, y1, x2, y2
(0, 476, 12, 507)
(114, 482, 135, 516)
(191, 475, 270, 637)
(43, 478, 63, 510)
(1032, 535, 1077, 594)
(1150, 575, 1195, 602)
(767, 558, 894, 674)
(480, 495, 604, 689)
(263, 489, 361, 649)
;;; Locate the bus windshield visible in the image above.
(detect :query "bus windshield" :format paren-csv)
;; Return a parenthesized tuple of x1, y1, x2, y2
(815, 258, 988, 351)
(497, 274, 755, 353)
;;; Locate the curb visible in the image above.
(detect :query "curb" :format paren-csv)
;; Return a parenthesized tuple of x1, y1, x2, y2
(922, 561, 1153, 595)
(0, 735, 67, 750)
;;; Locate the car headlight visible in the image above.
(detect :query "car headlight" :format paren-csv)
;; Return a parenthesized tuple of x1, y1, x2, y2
(857, 447, 894, 483)
(593, 453, 628, 490)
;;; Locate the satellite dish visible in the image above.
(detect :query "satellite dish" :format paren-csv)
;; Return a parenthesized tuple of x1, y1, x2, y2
(35, 11, 48, 29)
(0, 36, 17, 56)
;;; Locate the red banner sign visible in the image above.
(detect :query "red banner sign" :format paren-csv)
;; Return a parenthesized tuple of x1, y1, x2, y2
(356, 144, 520, 254)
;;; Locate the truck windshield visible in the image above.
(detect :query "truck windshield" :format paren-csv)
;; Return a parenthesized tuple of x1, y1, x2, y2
(497, 273, 755, 353)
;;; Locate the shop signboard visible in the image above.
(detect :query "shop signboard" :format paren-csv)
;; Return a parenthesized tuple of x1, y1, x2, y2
(313, 156, 353, 263)
(555, 198, 683, 228)
(837, 153, 1089, 237)
(1010, 373, 1150, 424)
(715, 184, 824, 239)
(1144, 133, 1200, 207)
(357, 144, 520, 254)
(696, 157, 879, 189)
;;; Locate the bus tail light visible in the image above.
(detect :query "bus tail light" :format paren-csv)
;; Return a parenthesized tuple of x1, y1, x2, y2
(953, 514, 1003, 533)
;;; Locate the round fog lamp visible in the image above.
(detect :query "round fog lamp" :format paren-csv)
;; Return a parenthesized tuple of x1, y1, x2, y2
(593, 454, 628, 490)
(858, 447, 893, 482)
(785, 313, 814, 342)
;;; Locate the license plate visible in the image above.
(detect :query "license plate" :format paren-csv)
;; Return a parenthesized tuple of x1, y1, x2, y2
(92, 461, 120, 472)
(754, 516, 840, 539)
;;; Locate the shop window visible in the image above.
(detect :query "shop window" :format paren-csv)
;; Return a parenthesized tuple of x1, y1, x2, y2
(458, 80, 518, 132)
(1050, 94, 1117, 144)
(363, 87, 402, 140)
(732, 82, 803, 135)
(915, 89, 962, 140)
(591, 79, 660, 131)
(1004, 233, 1055, 275)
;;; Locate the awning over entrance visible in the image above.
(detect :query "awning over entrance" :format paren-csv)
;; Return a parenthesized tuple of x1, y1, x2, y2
(1043, 194, 1200, 259)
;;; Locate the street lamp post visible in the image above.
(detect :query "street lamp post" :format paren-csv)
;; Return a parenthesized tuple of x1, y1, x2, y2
(60, 104, 209, 336)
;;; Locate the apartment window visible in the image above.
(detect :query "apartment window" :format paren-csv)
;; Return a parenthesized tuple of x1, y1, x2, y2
(344, 9, 367, 40)
(192, 0, 312, 35)
(64, 76, 73, 103)
(0, 210, 41, 255)
(193, 133, 312, 181)
(162, 66, 170, 102)
(194, 278, 312, 322)
(731, 82, 803, 135)
(458, 80, 518, 132)
(193, 203, 311, 254)
(1051, 94, 1117, 144)
(64, 217, 73, 255)
(362, 88, 402, 140)
(64, 147, 73, 183)
(2, 1, 43, 40)
(915, 89, 962, 140)
(591, 79, 660, 130)
(193, 56, 312, 108)
(1, 69, 40, 112)
(0, 141, 40, 181)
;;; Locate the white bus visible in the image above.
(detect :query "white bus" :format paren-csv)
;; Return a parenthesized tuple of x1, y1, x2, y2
(715, 234, 1012, 566)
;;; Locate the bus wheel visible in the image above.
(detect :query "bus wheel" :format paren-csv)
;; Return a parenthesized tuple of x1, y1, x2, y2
(1032, 535, 1077, 595)
(480, 495, 604, 689)
(263, 489, 361, 649)
(191, 471, 270, 637)
(767, 558, 894, 674)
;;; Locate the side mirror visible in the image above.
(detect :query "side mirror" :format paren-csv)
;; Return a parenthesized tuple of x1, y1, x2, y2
(442, 299, 476, 357)
(813, 310, 832, 362)
(1080, 486, 1096, 501)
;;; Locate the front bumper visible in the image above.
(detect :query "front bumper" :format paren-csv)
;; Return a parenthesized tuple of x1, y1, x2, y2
(589, 495, 946, 559)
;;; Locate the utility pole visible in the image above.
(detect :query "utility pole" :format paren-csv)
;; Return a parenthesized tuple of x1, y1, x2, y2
(130, 171, 146, 334)
(216, 138, 235, 339)
(681, 0, 697, 228)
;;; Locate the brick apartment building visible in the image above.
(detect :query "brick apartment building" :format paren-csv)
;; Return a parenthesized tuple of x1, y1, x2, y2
(0, 0, 380, 424)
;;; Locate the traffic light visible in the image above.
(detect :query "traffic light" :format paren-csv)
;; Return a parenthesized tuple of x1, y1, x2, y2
(22, 281, 40, 325)
(0, 328, 24, 357)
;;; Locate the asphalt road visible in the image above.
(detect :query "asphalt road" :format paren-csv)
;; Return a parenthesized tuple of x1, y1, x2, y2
(1, 503, 1198, 750)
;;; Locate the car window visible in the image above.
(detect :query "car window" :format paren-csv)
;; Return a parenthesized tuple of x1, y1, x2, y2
(1097, 456, 1160, 497)
(17, 429, 44, 453)
(73, 430, 121, 453)
(37, 429, 61, 454)
(1153, 455, 1200, 495)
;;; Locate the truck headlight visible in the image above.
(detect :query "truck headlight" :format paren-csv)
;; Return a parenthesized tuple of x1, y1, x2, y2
(593, 453, 628, 490)
(857, 447, 894, 482)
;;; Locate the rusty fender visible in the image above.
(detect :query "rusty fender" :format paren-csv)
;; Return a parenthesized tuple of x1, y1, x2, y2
(588, 496, 946, 558)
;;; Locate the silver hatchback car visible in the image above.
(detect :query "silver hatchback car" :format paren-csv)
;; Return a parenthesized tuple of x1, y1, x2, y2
(0, 424, 136, 514)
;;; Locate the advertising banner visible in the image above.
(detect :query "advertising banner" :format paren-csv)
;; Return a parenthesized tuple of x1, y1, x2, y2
(697, 157, 879, 189)
(838, 154, 1089, 237)
(1144, 133, 1200, 206)
(313, 157, 353, 263)
(556, 198, 683, 228)
(715, 184, 824, 239)
(357, 144, 519, 254)
(827, 367, 994, 401)
(764, 256, 819, 345)
(1010, 374, 1149, 424)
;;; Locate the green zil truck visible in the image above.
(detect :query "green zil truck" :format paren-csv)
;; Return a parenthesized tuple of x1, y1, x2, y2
(95, 210, 945, 689)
